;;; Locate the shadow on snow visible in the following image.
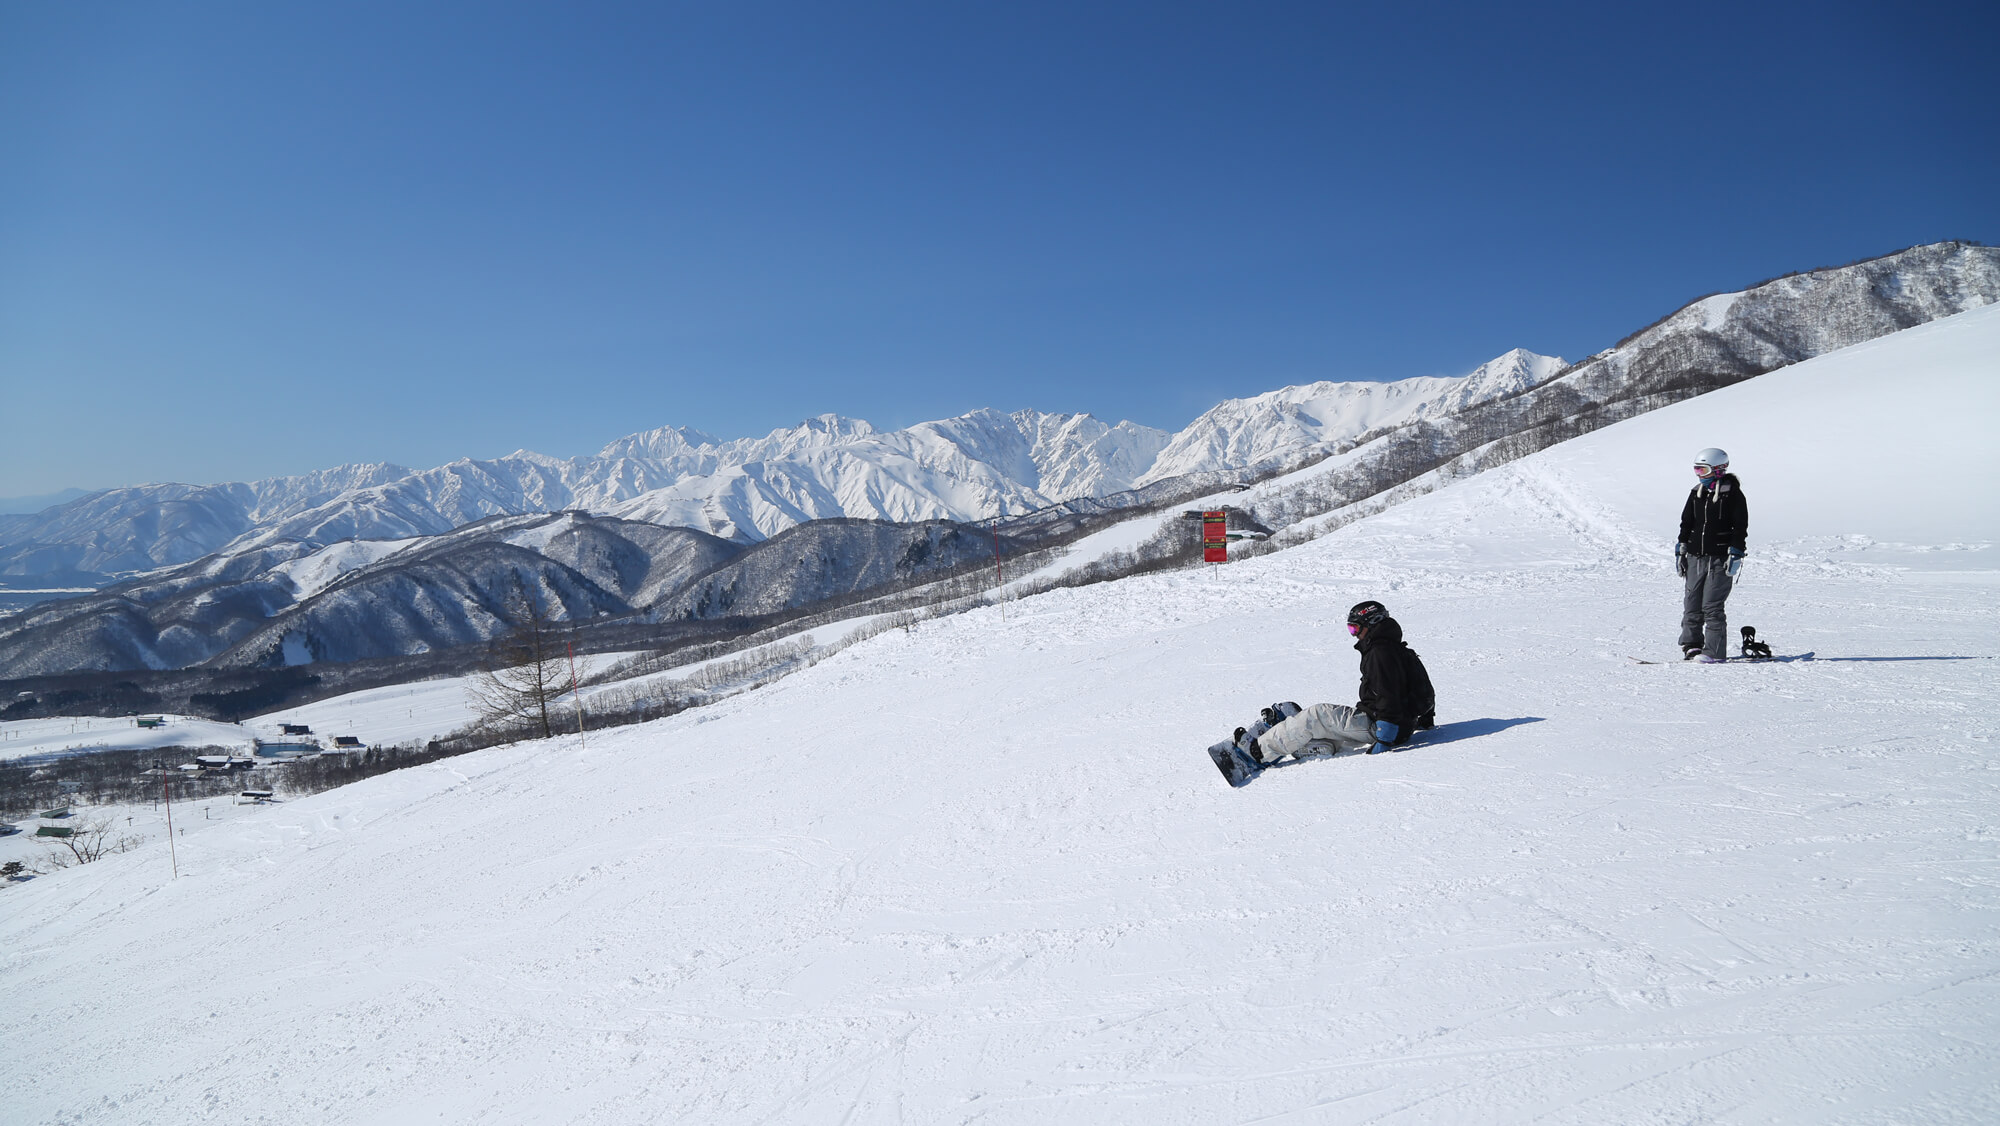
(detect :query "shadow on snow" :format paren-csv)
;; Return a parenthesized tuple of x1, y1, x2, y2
(1413, 716, 1546, 746)
(1814, 655, 1990, 663)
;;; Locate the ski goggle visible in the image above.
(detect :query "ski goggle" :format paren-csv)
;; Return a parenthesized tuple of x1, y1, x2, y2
(1347, 623, 1362, 635)
(1694, 463, 1724, 477)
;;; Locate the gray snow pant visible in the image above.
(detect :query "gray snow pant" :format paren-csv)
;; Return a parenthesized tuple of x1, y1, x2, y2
(1258, 703, 1376, 760)
(1679, 554, 1734, 659)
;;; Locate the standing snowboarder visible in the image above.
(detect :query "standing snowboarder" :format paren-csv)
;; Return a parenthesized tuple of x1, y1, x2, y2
(1243, 600, 1436, 765)
(1676, 447, 1748, 662)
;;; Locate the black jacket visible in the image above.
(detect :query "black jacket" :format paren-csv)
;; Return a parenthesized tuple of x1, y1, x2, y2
(1678, 473, 1747, 557)
(1355, 616, 1435, 737)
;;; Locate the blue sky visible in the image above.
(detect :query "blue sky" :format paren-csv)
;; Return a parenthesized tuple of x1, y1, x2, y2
(2, 1, 1994, 497)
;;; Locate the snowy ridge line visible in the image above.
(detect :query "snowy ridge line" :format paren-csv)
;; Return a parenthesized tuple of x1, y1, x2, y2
(1132, 348, 1571, 488)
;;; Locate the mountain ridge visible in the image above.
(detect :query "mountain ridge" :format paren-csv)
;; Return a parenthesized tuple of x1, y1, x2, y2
(0, 355, 1566, 583)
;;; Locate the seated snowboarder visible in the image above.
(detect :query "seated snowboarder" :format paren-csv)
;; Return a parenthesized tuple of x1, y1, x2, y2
(1242, 600, 1436, 765)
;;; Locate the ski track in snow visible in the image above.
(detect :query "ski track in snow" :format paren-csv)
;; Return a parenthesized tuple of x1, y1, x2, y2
(4, 313, 2000, 1124)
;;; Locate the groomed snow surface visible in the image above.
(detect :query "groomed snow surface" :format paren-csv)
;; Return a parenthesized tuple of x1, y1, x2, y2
(0, 714, 257, 763)
(4, 307, 1998, 1124)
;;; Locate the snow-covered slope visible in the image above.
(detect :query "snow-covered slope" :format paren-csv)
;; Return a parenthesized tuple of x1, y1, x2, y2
(0, 714, 256, 763)
(1527, 300, 2000, 563)
(5, 302, 1997, 1124)
(266, 538, 419, 600)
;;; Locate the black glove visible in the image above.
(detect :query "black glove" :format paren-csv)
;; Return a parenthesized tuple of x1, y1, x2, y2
(1675, 543, 1688, 578)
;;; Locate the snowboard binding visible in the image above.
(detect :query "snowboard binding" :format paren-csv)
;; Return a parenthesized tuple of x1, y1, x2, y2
(1259, 702, 1298, 729)
(1740, 626, 1774, 660)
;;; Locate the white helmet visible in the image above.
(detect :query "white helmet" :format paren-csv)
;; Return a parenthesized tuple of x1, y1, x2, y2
(1694, 447, 1729, 478)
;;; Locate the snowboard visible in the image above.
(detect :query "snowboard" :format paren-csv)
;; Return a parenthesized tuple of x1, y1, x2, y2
(1633, 627, 1810, 665)
(1628, 651, 1815, 665)
(1206, 737, 1264, 788)
(1208, 736, 1391, 787)
(1207, 701, 1300, 788)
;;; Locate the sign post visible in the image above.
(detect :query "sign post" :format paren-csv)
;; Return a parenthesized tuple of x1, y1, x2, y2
(1202, 511, 1228, 563)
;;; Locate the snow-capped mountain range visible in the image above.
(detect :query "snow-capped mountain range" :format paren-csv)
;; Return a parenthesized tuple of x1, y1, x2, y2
(0, 349, 1568, 585)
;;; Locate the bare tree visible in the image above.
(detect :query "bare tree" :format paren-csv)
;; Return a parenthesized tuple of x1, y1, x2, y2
(467, 581, 575, 740)
(38, 817, 139, 868)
